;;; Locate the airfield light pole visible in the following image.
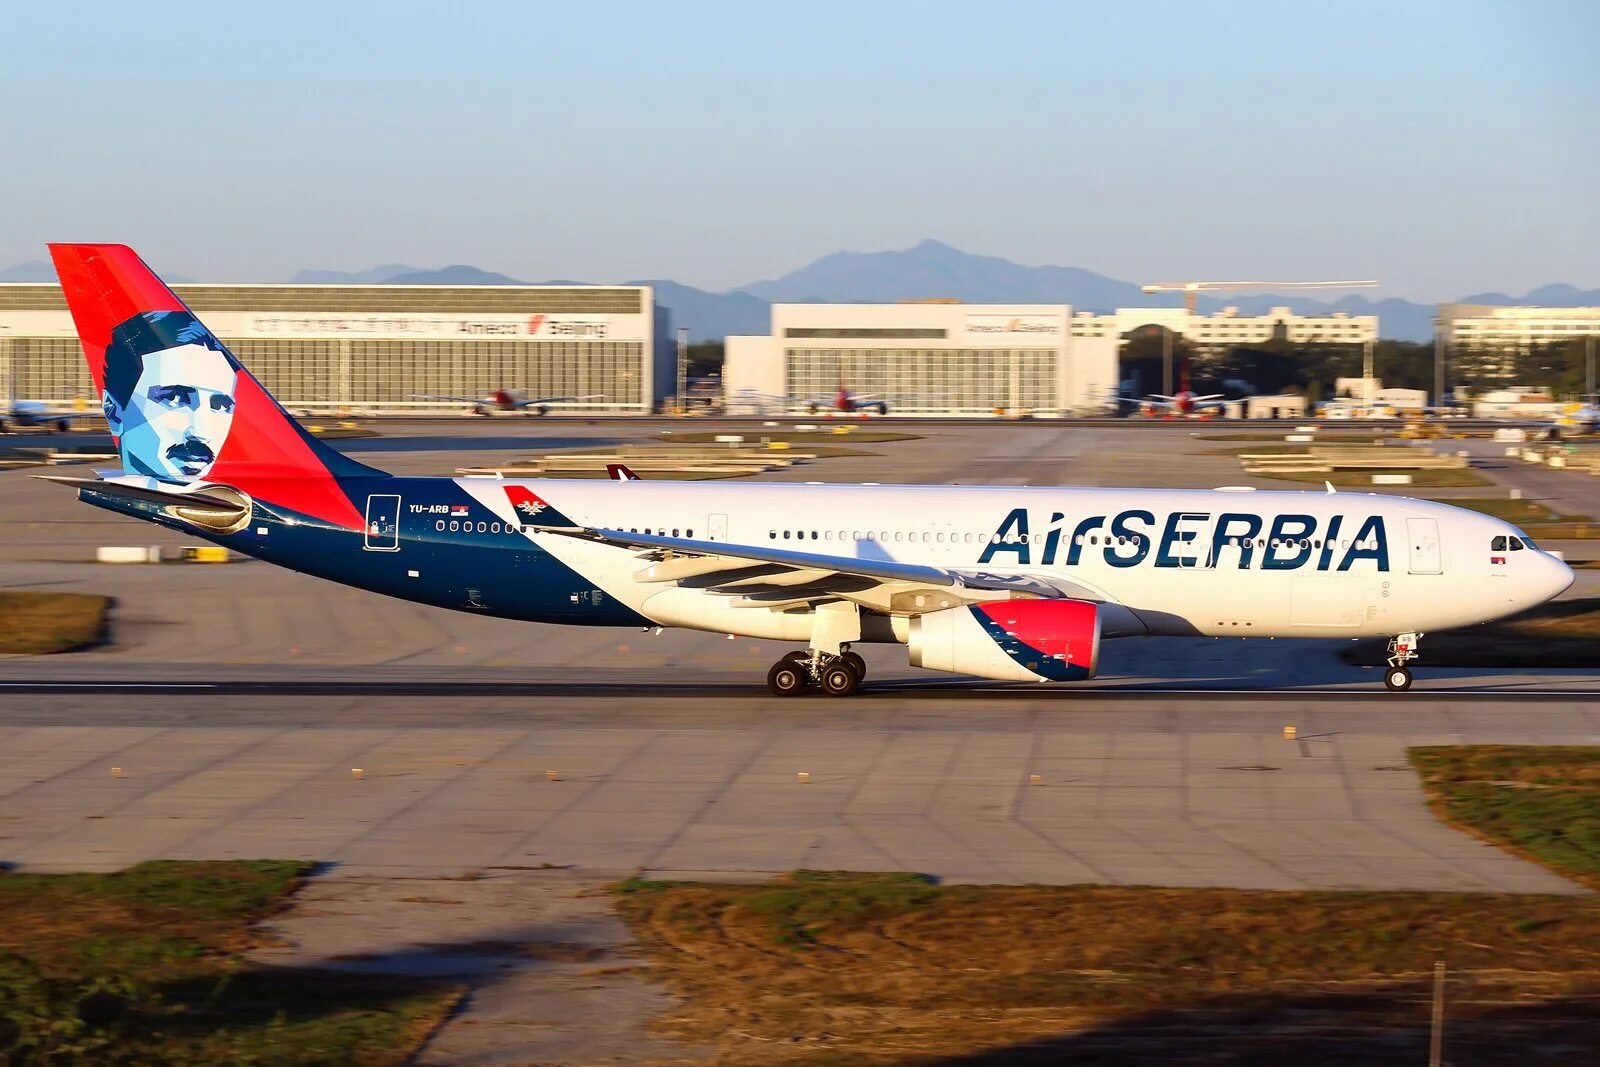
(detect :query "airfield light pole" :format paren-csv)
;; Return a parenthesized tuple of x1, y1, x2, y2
(1161, 326, 1173, 396)
(1363, 339, 1375, 415)
(1433, 313, 1446, 411)
(676, 327, 688, 416)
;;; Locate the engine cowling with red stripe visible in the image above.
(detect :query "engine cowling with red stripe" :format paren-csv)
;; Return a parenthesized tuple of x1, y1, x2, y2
(908, 599, 1101, 682)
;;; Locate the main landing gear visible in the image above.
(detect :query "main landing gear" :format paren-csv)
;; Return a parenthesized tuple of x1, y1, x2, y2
(767, 647, 868, 698)
(1384, 632, 1423, 692)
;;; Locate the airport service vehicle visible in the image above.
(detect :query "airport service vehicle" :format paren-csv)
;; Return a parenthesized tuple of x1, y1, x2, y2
(44, 245, 1574, 696)
(412, 388, 605, 416)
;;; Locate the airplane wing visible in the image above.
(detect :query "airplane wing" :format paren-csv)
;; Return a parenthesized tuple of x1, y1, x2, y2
(536, 525, 1079, 612)
(508, 394, 605, 408)
(411, 393, 486, 404)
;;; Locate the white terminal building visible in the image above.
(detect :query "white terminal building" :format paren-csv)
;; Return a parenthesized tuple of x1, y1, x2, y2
(1438, 303, 1600, 350)
(0, 283, 675, 414)
(725, 303, 1377, 416)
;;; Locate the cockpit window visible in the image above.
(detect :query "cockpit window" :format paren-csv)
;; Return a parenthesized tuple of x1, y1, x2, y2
(1509, 537, 1526, 551)
(1491, 535, 1508, 551)
(1522, 537, 1539, 550)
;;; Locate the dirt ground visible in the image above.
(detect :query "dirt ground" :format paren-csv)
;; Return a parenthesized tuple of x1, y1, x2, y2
(248, 869, 708, 1066)
(612, 872, 1600, 1066)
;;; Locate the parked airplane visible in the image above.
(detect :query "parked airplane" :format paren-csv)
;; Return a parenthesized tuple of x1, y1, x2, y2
(0, 400, 97, 434)
(1545, 400, 1600, 439)
(413, 389, 605, 416)
(1105, 367, 1228, 418)
(43, 245, 1573, 695)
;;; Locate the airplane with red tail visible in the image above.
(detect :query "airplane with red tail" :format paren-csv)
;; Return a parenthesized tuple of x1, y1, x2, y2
(41, 244, 1572, 695)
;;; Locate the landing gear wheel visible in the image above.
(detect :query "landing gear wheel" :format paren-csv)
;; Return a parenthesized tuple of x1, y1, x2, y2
(767, 659, 807, 697)
(841, 651, 866, 682)
(1383, 666, 1413, 692)
(820, 659, 861, 697)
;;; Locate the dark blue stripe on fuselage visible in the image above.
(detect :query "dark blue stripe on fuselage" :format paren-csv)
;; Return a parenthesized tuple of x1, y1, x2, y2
(78, 477, 648, 627)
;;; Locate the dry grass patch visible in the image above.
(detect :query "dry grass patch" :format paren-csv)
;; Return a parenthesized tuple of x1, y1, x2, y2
(1258, 467, 1490, 487)
(0, 861, 460, 1065)
(0, 591, 110, 654)
(613, 870, 1600, 1065)
(1411, 746, 1600, 889)
(664, 429, 921, 445)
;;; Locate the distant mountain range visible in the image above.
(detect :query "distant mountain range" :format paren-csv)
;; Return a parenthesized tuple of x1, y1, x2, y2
(7, 240, 1598, 342)
(285, 240, 1600, 343)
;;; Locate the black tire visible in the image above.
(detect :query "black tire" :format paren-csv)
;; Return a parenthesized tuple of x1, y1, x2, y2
(1383, 666, 1413, 692)
(841, 651, 866, 682)
(767, 660, 807, 697)
(55, 419, 70, 433)
(820, 659, 860, 697)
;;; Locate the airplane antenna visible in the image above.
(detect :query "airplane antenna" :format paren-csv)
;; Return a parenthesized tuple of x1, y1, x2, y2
(1324, 480, 1338, 494)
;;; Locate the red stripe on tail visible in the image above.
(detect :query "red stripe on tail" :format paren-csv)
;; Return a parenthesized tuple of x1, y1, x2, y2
(47, 243, 372, 530)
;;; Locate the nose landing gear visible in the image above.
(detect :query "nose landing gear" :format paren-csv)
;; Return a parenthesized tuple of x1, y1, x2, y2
(767, 646, 865, 697)
(1383, 632, 1422, 692)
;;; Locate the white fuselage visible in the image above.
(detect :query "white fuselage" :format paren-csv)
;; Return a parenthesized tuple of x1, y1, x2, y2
(454, 479, 1573, 645)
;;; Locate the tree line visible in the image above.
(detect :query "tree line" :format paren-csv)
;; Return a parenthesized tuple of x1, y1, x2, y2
(1121, 333, 1597, 404)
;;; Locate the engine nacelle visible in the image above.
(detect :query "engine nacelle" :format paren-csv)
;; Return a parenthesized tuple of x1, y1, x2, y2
(908, 599, 1101, 682)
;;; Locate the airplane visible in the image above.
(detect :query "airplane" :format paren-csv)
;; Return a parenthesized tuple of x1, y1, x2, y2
(1, 361, 100, 433)
(1543, 400, 1600, 439)
(1102, 388, 1228, 419)
(41, 244, 1574, 697)
(412, 389, 605, 416)
(1104, 365, 1228, 418)
(0, 399, 98, 434)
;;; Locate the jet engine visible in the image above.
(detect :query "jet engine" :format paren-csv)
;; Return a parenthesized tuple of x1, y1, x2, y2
(908, 599, 1101, 682)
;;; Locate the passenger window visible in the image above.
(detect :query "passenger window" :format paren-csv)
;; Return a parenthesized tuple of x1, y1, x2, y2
(1492, 535, 1508, 551)
(811, 531, 818, 540)
(672, 528, 679, 537)
(491, 522, 501, 533)
(449, 520, 459, 532)
(687, 529, 694, 538)
(435, 520, 445, 532)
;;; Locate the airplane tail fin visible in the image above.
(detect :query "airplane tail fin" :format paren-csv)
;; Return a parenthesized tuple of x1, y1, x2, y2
(48, 243, 380, 529)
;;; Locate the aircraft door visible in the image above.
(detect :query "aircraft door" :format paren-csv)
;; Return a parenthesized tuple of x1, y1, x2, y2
(364, 494, 402, 552)
(707, 513, 728, 542)
(1405, 517, 1441, 574)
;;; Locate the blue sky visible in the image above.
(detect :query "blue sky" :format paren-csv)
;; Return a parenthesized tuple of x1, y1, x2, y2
(5, 0, 1596, 300)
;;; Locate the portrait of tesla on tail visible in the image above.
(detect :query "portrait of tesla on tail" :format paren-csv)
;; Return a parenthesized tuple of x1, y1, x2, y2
(101, 310, 239, 482)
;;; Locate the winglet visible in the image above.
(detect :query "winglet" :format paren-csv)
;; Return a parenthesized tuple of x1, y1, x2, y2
(606, 463, 641, 481)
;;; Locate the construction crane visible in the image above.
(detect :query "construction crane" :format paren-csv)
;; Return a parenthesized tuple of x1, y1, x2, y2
(1140, 279, 1379, 314)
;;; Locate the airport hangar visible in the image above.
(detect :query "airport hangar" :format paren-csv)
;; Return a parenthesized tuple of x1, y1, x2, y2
(722, 302, 1377, 416)
(0, 282, 676, 415)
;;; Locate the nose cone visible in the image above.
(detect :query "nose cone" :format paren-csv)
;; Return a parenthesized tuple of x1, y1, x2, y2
(1530, 552, 1575, 606)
